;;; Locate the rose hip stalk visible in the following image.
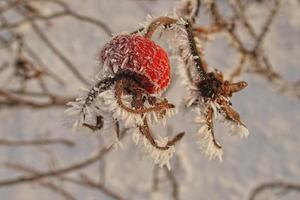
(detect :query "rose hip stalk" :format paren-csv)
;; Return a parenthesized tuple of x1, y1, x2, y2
(65, 33, 184, 169)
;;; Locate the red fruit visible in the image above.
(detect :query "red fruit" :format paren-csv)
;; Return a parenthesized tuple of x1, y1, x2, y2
(100, 34, 170, 93)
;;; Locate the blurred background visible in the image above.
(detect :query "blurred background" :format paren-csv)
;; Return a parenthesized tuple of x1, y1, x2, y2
(0, 0, 299, 199)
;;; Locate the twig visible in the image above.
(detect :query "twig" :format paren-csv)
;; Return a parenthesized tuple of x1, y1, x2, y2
(79, 174, 126, 200)
(151, 166, 160, 193)
(0, 88, 74, 108)
(30, 22, 89, 85)
(248, 181, 300, 200)
(0, 62, 9, 73)
(0, 129, 128, 187)
(39, 181, 77, 200)
(253, 0, 281, 52)
(4, 163, 75, 200)
(0, 0, 112, 35)
(22, 40, 65, 85)
(0, 138, 75, 147)
(164, 167, 180, 200)
(5, 163, 126, 200)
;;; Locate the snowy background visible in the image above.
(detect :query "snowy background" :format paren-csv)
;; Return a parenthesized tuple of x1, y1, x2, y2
(0, 0, 299, 200)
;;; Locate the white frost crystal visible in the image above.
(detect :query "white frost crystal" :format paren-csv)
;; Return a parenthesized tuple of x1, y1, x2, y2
(132, 128, 176, 170)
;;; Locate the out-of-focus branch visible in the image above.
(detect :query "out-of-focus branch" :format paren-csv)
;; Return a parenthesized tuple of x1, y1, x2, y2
(38, 181, 77, 200)
(0, 0, 112, 87)
(252, 0, 281, 51)
(40, 181, 76, 200)
(0, 129, 128, 187)
(204, 0, 300, 98)
(0, 0, 112, 35)
(0, 138, 75, 147)
(22, 40, 66, 85)
(79, 174, 126, 200)
(0, 62, 9, 73)
(30, 22, 89, 85)
(0, 88, 74, 108)
(151, 166, 160, 194)
(0, 146, 109, 187)
(248, 181, 300, 200)
(164, 167, 180, 200)
(5, 163, 126, 200)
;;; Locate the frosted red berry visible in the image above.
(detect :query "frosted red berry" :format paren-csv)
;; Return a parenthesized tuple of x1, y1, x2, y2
(100, 34, 170, 93)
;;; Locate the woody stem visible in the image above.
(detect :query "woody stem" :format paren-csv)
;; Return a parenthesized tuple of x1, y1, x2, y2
(84, 76, 115, 106)
(144, 16, 178, 39)
(184, 20, 207, 81)
(139, 119, 185, 150)
(144, 17, 207, 81)
(114, 79, 174, 114)
(207, 106, 221, 149)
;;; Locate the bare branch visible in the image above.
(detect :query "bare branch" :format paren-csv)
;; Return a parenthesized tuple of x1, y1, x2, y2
(0, 138, 75, 147)
(248, 181, 300, 200)
(0, 129, 128, 187)
(5, 163, 126, 200)
(164, 167, 180, 200)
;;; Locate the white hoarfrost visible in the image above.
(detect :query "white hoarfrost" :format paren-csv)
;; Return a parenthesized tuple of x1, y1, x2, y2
(151, 14, 250, 161)
(193, 99, 249, 161)
(195, 107, 224, 162)
(196, 123, 224, 162)
(65, 79, 178, 168)
(100, 89, 144, 127)
(132, 128, 176, 170)
(101, 89, 177, 127)
(64, 86, 110, 132)
(222, 117, 250, 139)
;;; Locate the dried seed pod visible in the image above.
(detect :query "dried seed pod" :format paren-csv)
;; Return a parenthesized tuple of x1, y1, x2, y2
(156, 17, 250, 161)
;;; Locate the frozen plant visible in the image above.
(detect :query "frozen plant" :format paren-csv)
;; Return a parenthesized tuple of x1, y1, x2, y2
(138, 13, 249, 161)
(65, 33, 184, 169)
(1, 0, 299, 199)
(65, 0, 250, 168)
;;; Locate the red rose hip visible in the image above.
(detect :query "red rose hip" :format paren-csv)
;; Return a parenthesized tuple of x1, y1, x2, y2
(100, 34, 170, 93)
